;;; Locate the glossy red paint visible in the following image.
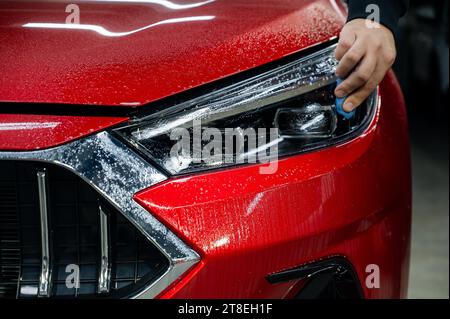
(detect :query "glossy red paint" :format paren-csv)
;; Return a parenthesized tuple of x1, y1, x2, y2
(0, 0, 345, 107)
(135, 71, 411, 298)
(0, 0, 411, 300)
(0, 114, 126, 150)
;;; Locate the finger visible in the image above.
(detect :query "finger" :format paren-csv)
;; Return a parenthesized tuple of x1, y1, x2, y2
(343, 65, 385, 111)
(335, 38, 367, 78)
(334, 52, 377, 97)
(335, 28, 356, 61)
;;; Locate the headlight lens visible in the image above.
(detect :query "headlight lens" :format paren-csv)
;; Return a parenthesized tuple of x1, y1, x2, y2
(114, 44, 377, 175)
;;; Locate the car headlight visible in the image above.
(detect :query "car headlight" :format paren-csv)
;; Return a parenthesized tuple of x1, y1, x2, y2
(114, 44, 377, 175)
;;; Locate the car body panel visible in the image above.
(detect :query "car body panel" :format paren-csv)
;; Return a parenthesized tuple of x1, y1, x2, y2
(0, 0, 411, 300)
(0, 0, 345, 107)
(134, 71, 411, 298)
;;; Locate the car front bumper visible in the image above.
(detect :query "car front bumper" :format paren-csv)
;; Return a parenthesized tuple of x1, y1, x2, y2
(0, 71, 411, 299)
(134, 70, 412, 299)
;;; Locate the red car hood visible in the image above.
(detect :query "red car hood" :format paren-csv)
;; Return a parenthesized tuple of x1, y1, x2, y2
(0, 0, 345, 108)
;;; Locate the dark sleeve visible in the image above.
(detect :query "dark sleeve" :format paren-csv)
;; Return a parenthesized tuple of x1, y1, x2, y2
(347, 0, 409, 34)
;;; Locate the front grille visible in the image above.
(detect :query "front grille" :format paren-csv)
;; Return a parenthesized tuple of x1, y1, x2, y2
(0, 161, 169, 298)
(0, 170, 20, 298)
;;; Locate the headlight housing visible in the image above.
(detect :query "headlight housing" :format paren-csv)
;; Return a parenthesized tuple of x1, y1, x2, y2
(114, 44, 377, 175)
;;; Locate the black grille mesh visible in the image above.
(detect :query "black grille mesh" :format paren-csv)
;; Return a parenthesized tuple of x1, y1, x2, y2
(0, 161, 169, 298)
(0, 164, 21, 298)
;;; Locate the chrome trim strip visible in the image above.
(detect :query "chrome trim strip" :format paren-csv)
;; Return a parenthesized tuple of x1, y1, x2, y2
(98, 204, 111, 294)
(37, 169, 51, 297)
(0, 132, 200, 299)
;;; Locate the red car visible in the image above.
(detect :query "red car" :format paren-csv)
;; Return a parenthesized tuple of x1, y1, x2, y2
(0, 0, 411, 299)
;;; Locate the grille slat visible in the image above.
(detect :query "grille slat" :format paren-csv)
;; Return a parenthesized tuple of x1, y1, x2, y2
(0, 161, 169, 299)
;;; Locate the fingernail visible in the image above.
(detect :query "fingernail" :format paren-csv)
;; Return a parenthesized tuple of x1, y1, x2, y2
(344, 102, 354, 111)
(335, 89, 345, 97)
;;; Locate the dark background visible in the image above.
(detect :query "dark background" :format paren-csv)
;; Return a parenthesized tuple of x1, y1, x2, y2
(394, 0, 449, 298)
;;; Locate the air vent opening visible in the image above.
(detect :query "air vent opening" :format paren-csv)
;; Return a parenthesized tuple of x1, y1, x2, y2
(267, 257, 364, 299)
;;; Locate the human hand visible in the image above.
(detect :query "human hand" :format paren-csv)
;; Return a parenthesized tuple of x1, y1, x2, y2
(334, 19, 397, 111)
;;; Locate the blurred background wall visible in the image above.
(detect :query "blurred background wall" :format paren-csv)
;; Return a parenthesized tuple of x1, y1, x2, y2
(394, 0, 449, 299)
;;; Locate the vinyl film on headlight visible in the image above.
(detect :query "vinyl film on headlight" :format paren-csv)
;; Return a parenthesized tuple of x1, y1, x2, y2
(114, 44, 377, 175)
